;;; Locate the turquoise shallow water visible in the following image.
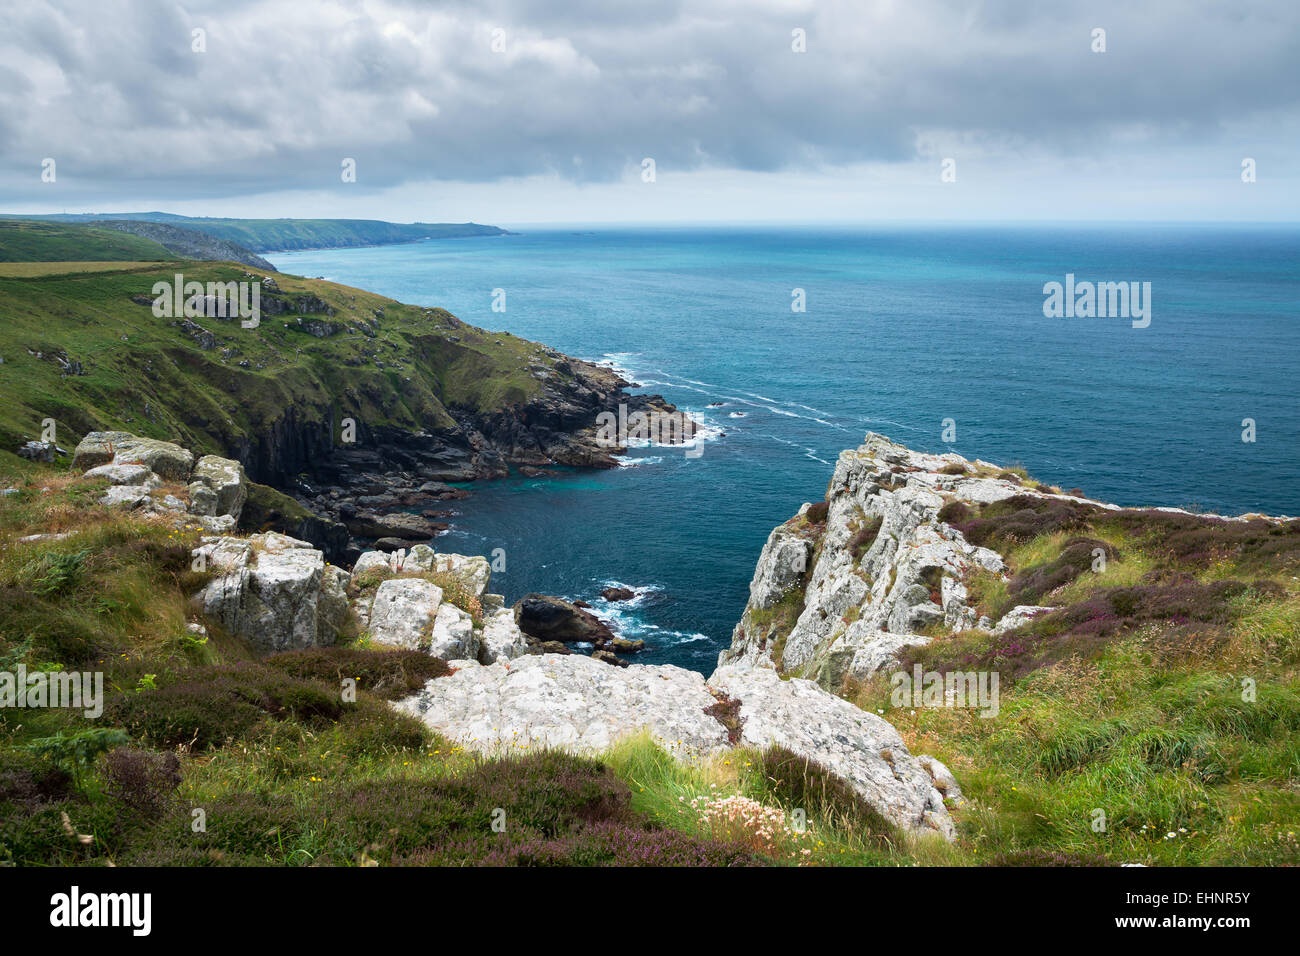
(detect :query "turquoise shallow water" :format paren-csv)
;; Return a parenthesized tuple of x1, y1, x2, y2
(271, 224, 1300, 672)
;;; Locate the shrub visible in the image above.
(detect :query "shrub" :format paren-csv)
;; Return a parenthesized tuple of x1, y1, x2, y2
(1006, 537, 1117, 609)
(404, 820, 757, 867)
(937, 500, 972, 526)
(704, 693, 745, 744)
(123, 749, 659, 866)
(805, 501, 830, 524)
(921, 576, 1268, 680)
(108, 662, 344, 750)
(263, 647, 449, 700)
(848, 516, 883, 562)
(23, 728, 130, 785)
(952, 496, 1100, 552)
(100, 747, 181, 819)
(985, 849, 1111, 867)
(0, 749, 73, 812)
(331, 696, 429, 756)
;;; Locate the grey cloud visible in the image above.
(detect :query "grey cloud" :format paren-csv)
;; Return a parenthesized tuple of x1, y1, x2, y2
(0, 0, 1296, 203)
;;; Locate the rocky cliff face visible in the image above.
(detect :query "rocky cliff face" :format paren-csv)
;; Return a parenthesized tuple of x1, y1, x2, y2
(720, 433, 1084, 687)
(94, 220, 278, 271)
(719, 431, 1290, 691)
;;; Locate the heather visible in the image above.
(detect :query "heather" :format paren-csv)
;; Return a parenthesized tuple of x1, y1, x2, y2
(844, 485, 1300, 866)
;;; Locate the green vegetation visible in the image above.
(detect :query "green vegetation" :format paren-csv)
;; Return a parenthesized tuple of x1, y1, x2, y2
(0, 220, 175, 263)
(1, 213, 509, 253)
(0, 256, 574, 465)
(844, 492, 1300, 865)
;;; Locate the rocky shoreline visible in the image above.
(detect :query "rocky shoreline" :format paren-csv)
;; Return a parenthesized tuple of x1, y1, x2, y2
(266, 355, 695, 565)
(52, 427, 962, 839)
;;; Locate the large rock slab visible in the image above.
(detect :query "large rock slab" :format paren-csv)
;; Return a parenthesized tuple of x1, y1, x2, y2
(748, 525, 814, 609)
(197, 532, 349, 652)
(477, 607, 530, 664)
(188, 454, 247, 521)
(719, 432, 1011, 682)
(367, 577, 443, 650)
(72, 431, 135, 471)
(353, 544, 439, 576)
(428, 603, 479, 660)
(83, 463, 158, 487)
(397, 654, 956, 838)
(710, 665, 955, 838)
(431, 553, 491, 598)
(74, 432, 194, 480)
(398, 654, 729, 755)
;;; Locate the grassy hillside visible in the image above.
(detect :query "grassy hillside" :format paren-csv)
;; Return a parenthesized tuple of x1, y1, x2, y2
(1, 213, 510, 252)
(0, 258, 560, 467)
(0, 220, 176, 263)
(841, 494, 1300, 865)
(0, 468, 909, 867)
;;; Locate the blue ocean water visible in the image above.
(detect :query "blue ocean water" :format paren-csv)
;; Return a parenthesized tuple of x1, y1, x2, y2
(271, 224, 1300, 672)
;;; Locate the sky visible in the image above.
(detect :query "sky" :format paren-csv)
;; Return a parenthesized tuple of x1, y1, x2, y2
(1, 0, 1297, 224)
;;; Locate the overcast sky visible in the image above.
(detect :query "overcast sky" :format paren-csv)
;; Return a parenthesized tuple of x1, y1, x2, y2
(2, 0, 1297, 223)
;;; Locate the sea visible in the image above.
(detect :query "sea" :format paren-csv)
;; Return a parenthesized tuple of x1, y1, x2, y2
(269, 223, 1300, 673)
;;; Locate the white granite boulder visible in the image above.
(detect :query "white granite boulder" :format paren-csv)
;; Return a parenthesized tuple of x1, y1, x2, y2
(477, 607, 530, 664)
(397, 653, 957, 839)
(366, 577, 444, 650)
(188, 455, 247, 522)
(74, 432, 194, 481)
(197, 532, 349, 653)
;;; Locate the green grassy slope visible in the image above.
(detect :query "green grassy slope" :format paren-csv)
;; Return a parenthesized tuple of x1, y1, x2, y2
(839, 495, 1300, 866)
(0, 220, 176, 263)
(0, 213, 509, 252)
(0, 259, 561, 465)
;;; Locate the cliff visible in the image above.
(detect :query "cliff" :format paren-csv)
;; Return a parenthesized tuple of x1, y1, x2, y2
(0, 260, 689, 559)
(720, 432, 1297, 690)
(2, 213, 511, 252)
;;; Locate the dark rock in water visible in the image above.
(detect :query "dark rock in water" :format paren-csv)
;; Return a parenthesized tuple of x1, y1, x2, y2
(531, 639, 571, 655)
(343, 511, 444, 540)
(372, 537, 411, 552)
(517, 466, 558, 478)
(572, 599, 592, 609)
(591, 649, 629, 668)
(514, 593, 617, 646)
(417, 480, 464, 497)
(600, 586, 635, 602)
(611, 637, 645, 653)
(357, 494, 400, 509)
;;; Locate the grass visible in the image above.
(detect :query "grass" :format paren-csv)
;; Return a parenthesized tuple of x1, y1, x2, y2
(0, 250, 596, 480)
(0, 214, 508, 253)
(0, 261, 174, 277)
(3, 401, 1297, 867)
(0, 220, 176, 263)
(841, 485, 1300, 866)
